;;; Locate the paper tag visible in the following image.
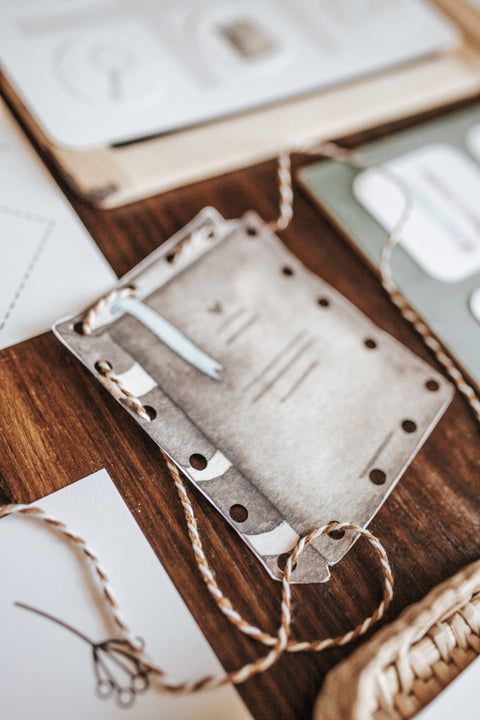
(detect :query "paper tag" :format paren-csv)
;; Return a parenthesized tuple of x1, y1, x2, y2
(54, 209, 452, 583)
(0, 470, 252, 720)
(353, 143, 480, 282)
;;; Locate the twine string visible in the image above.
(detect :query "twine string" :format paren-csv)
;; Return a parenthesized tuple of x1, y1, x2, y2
(269, 141, 480, 422)
(1, 493, 385, 691)
(82, 286, 137, 337)
(0, 488, 392, 689)
(81, 225, 214, 337)
(95, 360, 151, 422)
(0, 504, 140, 649)
(162, 452, 394, 654)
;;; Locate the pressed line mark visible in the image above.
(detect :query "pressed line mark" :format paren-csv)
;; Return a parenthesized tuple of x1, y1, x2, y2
(243, 330, 306, 392)
(252, 338, 315, 403)
(226, 314, 258, 345)
(281, 360, 319, 403)
(217, 307, 246, 332)
(359, 431, 394, 478)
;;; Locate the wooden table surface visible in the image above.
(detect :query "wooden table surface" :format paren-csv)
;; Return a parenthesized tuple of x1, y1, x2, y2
(1, 98, 479, 720)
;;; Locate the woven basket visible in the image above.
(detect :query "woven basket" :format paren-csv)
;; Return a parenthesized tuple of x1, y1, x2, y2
(314, 559, 480, 720)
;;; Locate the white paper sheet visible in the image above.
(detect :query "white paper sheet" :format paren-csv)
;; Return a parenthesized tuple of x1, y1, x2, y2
(416, 655, 480, 719)
(0, 98, 115, 350)
(0, 469, 253, 720)
(0, 0, 458, 147)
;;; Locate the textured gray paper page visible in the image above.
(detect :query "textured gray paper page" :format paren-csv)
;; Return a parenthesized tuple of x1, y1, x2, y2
(55, 209, 452, 583)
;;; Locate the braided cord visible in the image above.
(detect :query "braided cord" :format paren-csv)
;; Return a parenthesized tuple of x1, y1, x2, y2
(270, 143, 480, 422)
(0, 503, 139, 648)
(0, 468, 392, 691)
(163, 453, 394, 654)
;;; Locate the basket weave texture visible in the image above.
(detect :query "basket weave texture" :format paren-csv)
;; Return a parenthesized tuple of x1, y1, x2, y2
(314, 559, 480, 720)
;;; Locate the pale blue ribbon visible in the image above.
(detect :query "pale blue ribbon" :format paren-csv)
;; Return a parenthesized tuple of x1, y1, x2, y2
(112, 296, 223, 381)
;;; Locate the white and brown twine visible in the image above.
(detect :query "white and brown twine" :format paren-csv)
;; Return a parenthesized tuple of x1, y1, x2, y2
(271, 141, 480, 422)
(0, 494, 393, 691)
(3, 141, 478, 692)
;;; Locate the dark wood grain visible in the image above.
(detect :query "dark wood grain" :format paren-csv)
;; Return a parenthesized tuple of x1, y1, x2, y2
(0, 99, 479, 719)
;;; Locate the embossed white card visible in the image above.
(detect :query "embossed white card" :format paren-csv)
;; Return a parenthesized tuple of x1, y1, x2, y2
(0, 98, 115, 350)
(0, 469, 253, 720)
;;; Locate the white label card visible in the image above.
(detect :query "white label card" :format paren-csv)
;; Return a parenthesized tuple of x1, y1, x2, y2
(353, 143, 480, 282)
(0, 470, 253, 720)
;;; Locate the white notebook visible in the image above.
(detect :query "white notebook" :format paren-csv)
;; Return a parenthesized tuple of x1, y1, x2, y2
(0, 0, 459, 148)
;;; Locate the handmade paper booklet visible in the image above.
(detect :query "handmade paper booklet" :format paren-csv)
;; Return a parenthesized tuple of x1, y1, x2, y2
(54, 208, 452, 584)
